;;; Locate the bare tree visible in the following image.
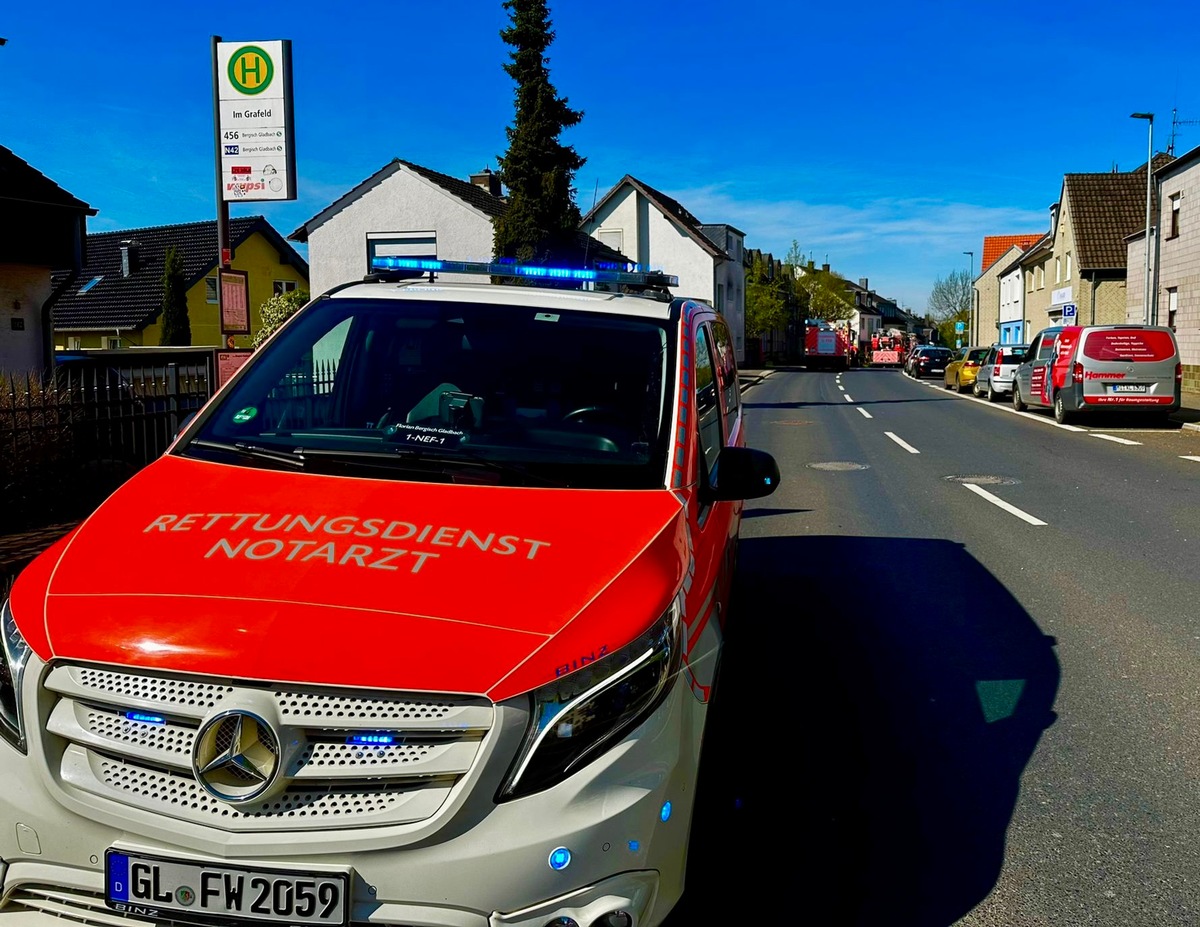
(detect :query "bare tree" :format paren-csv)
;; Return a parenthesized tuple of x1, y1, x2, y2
(927, 269, 973, 321)
(927, 269, 974, 346)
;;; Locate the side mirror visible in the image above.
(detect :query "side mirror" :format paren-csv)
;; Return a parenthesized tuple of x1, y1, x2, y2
(708, 446, 780, 501)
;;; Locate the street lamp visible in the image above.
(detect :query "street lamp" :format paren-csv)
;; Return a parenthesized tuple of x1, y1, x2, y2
(1131, 112, 1154, 324)
(963, 251, 974, 343)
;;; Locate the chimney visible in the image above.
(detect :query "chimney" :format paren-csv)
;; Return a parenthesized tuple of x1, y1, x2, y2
(859, 277, 868, 289)
(120, 239, 140, 277)
(470, 167, 502, 197)
(822, 262, 830, 273)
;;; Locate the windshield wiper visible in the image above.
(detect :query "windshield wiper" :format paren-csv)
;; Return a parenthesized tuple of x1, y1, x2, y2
(187, 439, 306, 469)
(388, 444, 568, 488)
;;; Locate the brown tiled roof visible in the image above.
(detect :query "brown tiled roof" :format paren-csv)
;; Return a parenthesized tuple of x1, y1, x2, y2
(1065, 153, 1175, 271)
(0, 145, 95, 213)
(583, 175, 728, 259)
(51, 217, 307, 331)
(981, 234, 1042, 273)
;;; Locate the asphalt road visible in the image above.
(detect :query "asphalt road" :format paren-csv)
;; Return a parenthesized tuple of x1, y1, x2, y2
(672, 366, 1200, 926)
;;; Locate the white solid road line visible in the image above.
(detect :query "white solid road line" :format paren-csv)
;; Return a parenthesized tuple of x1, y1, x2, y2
(963, 483, 1048, 526)
(885, 431, 920, 454)
(1091, 433, 1142, 446)
(858, 407, 873, 418)
(1181, 456, 1200, 463)
(917, 378, 1089, 430)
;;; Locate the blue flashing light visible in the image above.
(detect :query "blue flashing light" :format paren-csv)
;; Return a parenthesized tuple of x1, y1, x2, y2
(125, 711, 166, 725)
(660, 800, 673, 823)
(348, 733, 395, 746)
(627, 840, 640, 853)
(367, 256, 677, 288)
(548, 847, 572, 871)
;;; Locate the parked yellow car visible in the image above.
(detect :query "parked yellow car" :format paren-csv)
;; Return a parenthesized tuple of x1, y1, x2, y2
(944, 345, 990, 393)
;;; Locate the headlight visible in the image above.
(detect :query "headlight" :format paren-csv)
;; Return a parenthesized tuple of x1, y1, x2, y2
(499, 597, 682, 801)
(0, 599, 31, 753)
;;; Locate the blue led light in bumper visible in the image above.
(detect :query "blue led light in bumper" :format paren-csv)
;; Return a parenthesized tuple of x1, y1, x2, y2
(348, 733, 395, 745)
(660, 800, 672, 822)
(548, 847, 572, 871)
(125, 711, 165, 725)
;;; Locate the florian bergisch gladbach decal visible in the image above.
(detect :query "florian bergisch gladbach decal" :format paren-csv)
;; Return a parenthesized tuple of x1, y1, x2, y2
(144, 513, 551, 575)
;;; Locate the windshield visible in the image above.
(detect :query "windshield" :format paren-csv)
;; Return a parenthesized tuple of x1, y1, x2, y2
(180, 296, 675, 489)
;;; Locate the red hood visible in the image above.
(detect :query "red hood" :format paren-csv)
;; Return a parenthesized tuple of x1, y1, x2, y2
(11, 455, 688, 701)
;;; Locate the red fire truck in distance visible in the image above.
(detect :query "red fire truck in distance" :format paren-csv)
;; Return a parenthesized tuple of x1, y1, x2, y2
(804, 320, 852, 370)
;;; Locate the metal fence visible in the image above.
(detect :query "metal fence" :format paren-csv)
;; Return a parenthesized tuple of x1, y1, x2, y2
(1, 360, 212, 533)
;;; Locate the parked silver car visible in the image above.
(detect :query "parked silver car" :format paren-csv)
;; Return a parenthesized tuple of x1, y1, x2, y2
(973, 343, 1029, 401)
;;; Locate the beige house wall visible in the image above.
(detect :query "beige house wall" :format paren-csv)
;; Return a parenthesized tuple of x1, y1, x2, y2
(1093, 279, 1128, 325)
(974, 269, 999, 345)
(1156, 157, 1200, 386)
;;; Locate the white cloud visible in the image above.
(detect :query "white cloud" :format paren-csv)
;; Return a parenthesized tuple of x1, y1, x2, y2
(653, 184, 1048, 311)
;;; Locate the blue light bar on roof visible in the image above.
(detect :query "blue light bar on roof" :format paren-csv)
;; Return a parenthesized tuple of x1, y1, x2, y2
(369, 256, 678, 288)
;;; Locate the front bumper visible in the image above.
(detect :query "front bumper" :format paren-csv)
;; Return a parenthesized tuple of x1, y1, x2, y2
(0, 657, 707, 927)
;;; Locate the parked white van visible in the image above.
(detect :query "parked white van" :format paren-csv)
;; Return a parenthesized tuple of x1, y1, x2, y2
(1012, 324, 1181, 424)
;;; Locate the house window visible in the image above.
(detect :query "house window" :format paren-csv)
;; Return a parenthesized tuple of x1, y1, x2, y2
(598, 229, 624, 253)
(1170, 194, 1181, 239)
(1168, 287, 1178, 331)
(1026, 270, 1034, 293)
(1056, 257, 1062, 283)
(715, 283, 725, 311)
(1066, 253, 1072, 280)
(205, 276, 218, 303)
(107, 337, 122, 349)
(1036, 265, 1045, 289)
(78, 275, 103, 295)
(273, 279, 298, 296)
(67, 336, 82, 350)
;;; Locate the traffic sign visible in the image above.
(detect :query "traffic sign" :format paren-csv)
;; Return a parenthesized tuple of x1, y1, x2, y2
(1062, 303, 1077, 320)
(954, 321, 965, 333)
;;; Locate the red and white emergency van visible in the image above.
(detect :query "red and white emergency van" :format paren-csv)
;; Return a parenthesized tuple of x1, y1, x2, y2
(1012, 324, 1181, 424)
(0, 259, 779, 927)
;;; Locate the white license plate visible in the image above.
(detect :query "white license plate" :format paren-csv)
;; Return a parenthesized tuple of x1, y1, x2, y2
(931, 368, 944, 374)
(105, 851, 348, 926)
(1111, 384, 1148, 393)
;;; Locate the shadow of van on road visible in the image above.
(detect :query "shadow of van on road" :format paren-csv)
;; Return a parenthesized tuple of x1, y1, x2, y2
(673, 536, 1060, 927)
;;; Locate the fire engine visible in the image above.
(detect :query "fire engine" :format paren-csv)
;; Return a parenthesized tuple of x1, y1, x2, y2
(870, 328, 911, 366)
(804, 319, 851, 371)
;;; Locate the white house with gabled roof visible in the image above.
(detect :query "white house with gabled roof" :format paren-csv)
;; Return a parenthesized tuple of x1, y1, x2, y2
(581, 175, 747, 362)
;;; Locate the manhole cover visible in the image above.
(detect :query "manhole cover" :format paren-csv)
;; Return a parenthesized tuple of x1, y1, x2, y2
(944, 475, 1021, 486)
(808, 461, 870, 471)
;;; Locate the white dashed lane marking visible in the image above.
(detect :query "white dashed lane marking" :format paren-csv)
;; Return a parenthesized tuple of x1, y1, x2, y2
(857, 407, 873, 419)
(885, 432, 920, 454)
(963, 483, 1047, 526)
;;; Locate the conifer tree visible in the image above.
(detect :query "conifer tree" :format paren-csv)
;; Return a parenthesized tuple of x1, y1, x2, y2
(493, 0, 585, 267)
(159, 245, 190, 346)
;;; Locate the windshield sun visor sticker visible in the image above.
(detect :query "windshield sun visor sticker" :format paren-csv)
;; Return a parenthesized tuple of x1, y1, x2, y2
(232, 406, 258, 424)
(383, 423, 466, 448)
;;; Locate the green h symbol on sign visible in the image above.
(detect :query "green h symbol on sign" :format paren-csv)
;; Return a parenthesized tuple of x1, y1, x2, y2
(228, 46, 274, 95)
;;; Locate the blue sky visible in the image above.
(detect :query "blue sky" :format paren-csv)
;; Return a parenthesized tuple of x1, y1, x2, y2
(4, 1, 1197, 312)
